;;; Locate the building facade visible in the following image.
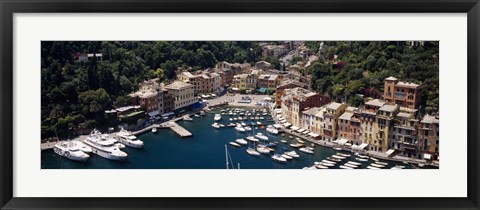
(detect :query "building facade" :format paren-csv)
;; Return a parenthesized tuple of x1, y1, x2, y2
(164, 81, 197, 111)
(275, 80, 309, 108)
(417, 115, 439, 160)
(281, 87, 331, 127)
(383, 76, 421, 109)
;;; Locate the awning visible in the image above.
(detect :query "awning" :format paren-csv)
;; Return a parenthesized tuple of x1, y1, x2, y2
(423, 154, 432, 160)
(336, 138, 349, 145)
(275, 109, 282, 114)
(277, 114, 282, 118)
(211, 94, 216, 97)
(302, 130, 310, 134)
(258, 87, 267, 93)
(297, 128, 305, 133)
(148, 110, 160, 117)
(290, 126, 299, 131)
(351, 143, 369, 151)
(283, 122, 292, 127)
(264, 97, 272, 101)
(386, 149, 396, 156)
(308, 133, 320, 137)
(161, 112, 175, 117)
(280, 119, 287, 123)
(278, 117, 284, 121)
(232, 87, 239, 91)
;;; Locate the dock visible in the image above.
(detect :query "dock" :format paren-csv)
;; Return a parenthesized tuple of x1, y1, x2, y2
(41, 141, 58, 151)
(168, 121, 193, 137)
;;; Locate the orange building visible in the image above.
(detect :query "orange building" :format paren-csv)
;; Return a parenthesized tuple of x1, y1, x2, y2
(383, 76, 421, 109)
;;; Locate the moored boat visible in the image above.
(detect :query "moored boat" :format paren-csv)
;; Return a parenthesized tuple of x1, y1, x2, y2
(340, 165, 354, 169)
(271, 154, 287, 163)
(299, 147, 314, 154)
(246, 147, 261, 156)
(116, 128, 144, 148)
(355, 157, 369, 162)
(53, 141, 90, 162)
(235, 139, 248, 145)
(229, 142, 240, 147)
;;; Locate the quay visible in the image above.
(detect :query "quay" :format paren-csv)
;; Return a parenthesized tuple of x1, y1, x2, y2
(131, 116, 193, 137)
(41, 141, 58, 151)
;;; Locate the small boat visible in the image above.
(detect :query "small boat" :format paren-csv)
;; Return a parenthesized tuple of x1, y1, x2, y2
(344, 163, 358, 168)
(214, 114, 222, 121)
(340, 165, 354, 169)
(322, 160, 336, 165)
(347, 161, 362, 166)
(303, 166, 317, 170)
(337, 153, 351, 157)
(289, 143, 303, 148)
(235, 125, 246, 132)
(266, 125, 279, 134)
(256, 146, 270, 154)
(241, 122, 247, 126)
(367, 166, 381, 169)
(255, 133, 269, 141)
(235, 139, 248, 145)
(370, 163, 385, 168)
(321, 162, 335, 167)
(257, 121, 262, 125)
(355, 157, 369, 162)
(306, 147, 314, 151)
(395, 165, 406, 169)
(194, 114, 200, 117)
(375, 161, 388, 166)
(299, 147, 314, 154)
(246, 136, 259, 142)
(265, 142, 277, 147)
(331, 155, 346, 160)
(229, 142, 240, 147)
(281, 154, 293, 160)
(219, 124, 225, 128)
(229, 118, 233, 121)
(285, 151, 299, 158)
(370, 157, 379, 162)
(326, 157, 342, 162)
(356, 154, 369, 159)
(296, 138, 304, 143)
(271, 154, 287, 163)
(250, 122, 256, 126)
(238, 117, 243, 120)
(212, 123, 220, 129)
(315, 164, 329, 169)
(289, 136, 293, 139)
(260, 117, 264, 120)
(333, 147, 343, 151)
(152, 128, 157, 133)
(200, 111, 205, 116)
(390, 167, 403, 169)
(227, 123, 236, 127)
(244, 126, 252, 131)
(418, 163, 426, 168)
(246, 148, 261, 156)
(183, 115, 193, 121)
(280, 140, 287, 143)
(233, 118, 238, 121)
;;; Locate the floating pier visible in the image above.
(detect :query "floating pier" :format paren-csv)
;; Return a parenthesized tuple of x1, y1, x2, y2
(168, 122, 193, 137)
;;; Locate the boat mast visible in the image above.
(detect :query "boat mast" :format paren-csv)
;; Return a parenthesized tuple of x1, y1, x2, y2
(225, 144, 229, 169)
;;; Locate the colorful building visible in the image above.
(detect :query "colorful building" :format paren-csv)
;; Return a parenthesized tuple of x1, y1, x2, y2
(164, 81, 197, 111)
(129, 79, 161, 113)
(275, 79, 308, 108)
(417, 115, 439, 160)
(376, 104, 399, 152)
(391, 108, 419, 158)
(322, 102, 347, 142)
(281, 87, 331, 127)
(383, 76, 421, 109)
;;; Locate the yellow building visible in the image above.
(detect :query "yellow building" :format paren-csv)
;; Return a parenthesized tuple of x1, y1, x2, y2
(376, 104, 399, 152)
(322, 102, 347, 142)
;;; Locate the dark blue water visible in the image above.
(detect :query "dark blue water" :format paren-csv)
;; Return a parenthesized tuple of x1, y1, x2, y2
(42, 108, 415, 169)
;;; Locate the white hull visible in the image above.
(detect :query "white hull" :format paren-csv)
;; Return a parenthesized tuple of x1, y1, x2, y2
(89, 146, 127, 161)
(117, 139, 144, 148)
(53, 147, 89, 162)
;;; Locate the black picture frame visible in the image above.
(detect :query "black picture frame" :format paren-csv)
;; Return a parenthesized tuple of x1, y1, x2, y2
(1, 0, 479, 209)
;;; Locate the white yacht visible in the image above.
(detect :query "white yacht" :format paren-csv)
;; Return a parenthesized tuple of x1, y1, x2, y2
(244, 126, 252, 131)
(235, 139, 248, 145)
(183, 115, 193, 121)
(116, 128, 144, 148)
(235, 125, 246, 132)
(281, 153, 293, 160)
(53, 141, 90, 162)
(271, 154, 287, 163)
(83, 129, 128, 161)
(299, 147, 314, 154)
(229, 142, 240, 147)
(255, 133, 269, 141)
(214, 114, 222, 121)
(227, 123, 236, 127)
(71, 140, 93, 153)
(285, 151, 299, 158)
(266, 125, 279, 134)
(246, 148, 261, 156)
(212, 123, 221, 129)
(256, 145, 270, 154)
(246, 136, 259, 142)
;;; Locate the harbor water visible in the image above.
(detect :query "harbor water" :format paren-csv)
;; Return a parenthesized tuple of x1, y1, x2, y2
(41, 107, 418, 169)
